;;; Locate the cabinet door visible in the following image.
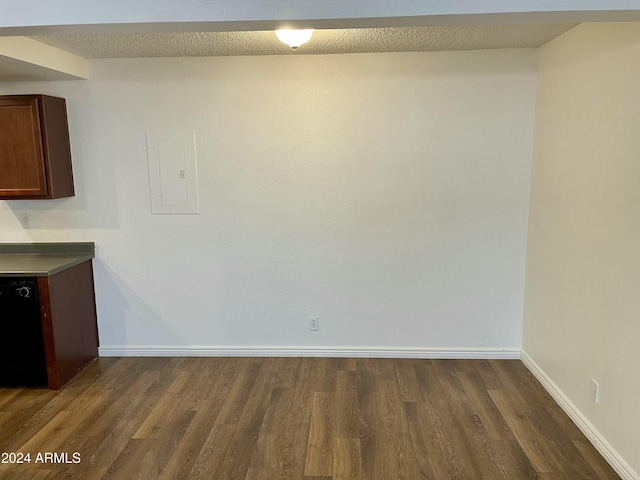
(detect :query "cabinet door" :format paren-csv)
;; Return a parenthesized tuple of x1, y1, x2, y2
(0, 97, 48, 197)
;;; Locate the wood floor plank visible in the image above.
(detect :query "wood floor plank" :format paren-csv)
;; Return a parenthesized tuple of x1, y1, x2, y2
(340, 358, 358, 372)
(304, 392, 335, 476)
(77, 370, 173, 473)
(373, 358, 406, 427)
(0, 389, 58, 451)
(0, 388, 23, 409)
(333, 437, 362, 480)
(488, 389, 566, 474)
(394, 359, 426, 403)
(403, 401, 450, 479)
(131, 372, 191, 439)
(355, 358, 380, 415)
(335, 370, 359, 440)
(489, 360, 535, 413)
(216, 360, 275, 479)
(251, 355, 305, 471)
(545, 402, 588, 442)
(156, 396, 229, 479)
(184, 423, 236, 480)
(572, 439, 621, 480)
(128, 409, 195, 479)
(315, 358, 341, 393)
(0, 411, 12, 430)
(473, 360, 505, 390)
(537, 473, 573, 479)
(265, 357, 300, 389)
(273, 358, 316, 479)
(359, 413, 386, 480)
(0, 357, 622, 480)
(244, 467, 281, 480)
(13, 468, 53, 480)
(491, 439, 540, 480)
(373, 361, 421, 480)
(250, 387, 285, 470)
(16, 410, 75, 454)
(413, 362, 458, 428)
(432, 359, 474, 416)
(525, 406, 608, 479)
(81, 368, 166, 438)
(452, 412, 513, 480)
(100, 438, 150, 480)
(215, 359, 262, 425)
(458, 370, 510, 441)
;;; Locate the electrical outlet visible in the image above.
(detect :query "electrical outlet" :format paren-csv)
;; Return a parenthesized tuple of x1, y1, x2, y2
(309, 316, 319, 332)
(591, 379, 600, 404)
(20, 212, 32, 229)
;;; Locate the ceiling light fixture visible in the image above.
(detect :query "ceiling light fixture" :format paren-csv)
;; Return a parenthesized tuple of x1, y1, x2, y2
(276, 29, 314, 49)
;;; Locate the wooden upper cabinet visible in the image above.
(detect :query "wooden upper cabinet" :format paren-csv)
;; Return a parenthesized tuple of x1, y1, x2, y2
(0, 95, 74, 199)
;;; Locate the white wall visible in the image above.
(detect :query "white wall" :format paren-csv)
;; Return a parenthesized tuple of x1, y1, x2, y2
(0, 49, 536, 354)
(523, 23, 640, 478)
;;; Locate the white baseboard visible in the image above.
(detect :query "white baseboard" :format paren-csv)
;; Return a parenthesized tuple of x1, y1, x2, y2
(98, 345, 520, 359)
(521, 350, 638, 480)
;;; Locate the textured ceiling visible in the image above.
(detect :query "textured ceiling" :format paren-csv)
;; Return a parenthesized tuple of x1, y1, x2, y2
(29, 24, 577, 58)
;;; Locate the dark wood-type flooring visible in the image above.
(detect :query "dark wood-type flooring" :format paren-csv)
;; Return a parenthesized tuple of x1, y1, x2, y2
(0, 357, 620, 479)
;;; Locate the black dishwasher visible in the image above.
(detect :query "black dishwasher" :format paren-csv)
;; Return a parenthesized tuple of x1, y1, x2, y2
(0, 278, 48, 387)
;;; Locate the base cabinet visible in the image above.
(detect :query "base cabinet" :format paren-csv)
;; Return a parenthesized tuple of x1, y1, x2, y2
(38, 261, 99, 390)
(0, 261, 98, 390)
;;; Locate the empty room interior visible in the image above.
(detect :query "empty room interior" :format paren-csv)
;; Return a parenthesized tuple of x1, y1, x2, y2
(0, 1, 639, 479)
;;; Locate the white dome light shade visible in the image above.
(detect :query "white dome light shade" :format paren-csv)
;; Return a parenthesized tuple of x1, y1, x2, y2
(276, 29, 314, 49)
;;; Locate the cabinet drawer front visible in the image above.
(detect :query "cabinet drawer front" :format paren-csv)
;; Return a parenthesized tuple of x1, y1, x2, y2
(0, 97, 48, 197)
